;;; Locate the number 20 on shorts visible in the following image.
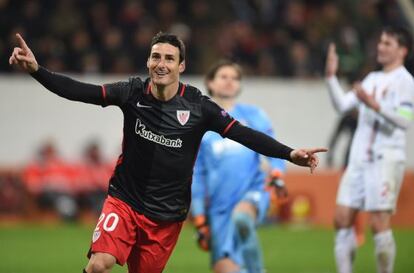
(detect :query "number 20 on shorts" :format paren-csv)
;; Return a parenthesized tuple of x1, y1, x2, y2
(95, 212, 120, 232)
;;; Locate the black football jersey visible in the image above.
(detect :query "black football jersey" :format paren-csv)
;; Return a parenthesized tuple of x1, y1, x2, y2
(102, 77, 236, 222)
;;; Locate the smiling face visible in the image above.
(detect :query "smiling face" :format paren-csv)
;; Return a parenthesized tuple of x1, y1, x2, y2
(207, 65, 241, 99)
(147, 42, 185, 87)
(376, 32, 407, 67)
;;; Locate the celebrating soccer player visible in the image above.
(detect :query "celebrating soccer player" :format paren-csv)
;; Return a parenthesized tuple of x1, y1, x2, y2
(325, 26, 414, 273)
(9, 32, 326, 273)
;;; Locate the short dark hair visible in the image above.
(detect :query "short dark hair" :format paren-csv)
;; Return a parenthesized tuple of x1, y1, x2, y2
(150, 32, 186, 63)
(205, 59, 242, 96)
(382, 26, 413, 58)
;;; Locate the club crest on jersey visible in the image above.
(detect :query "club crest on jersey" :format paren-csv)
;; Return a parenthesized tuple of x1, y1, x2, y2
(92, 230, 101, 243)
(177, 110, 190, 126)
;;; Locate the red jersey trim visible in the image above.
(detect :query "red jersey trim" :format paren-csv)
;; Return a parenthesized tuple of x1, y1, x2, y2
(101, 85, 107, 102)
(116, 155, 123, 166)
(146, 83, 151, 94)
(179, 84, 186, 97)
(222, 120, 237, 136)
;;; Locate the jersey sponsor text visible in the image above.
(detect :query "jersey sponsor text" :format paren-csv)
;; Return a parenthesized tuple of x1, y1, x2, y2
(135, 119, 183, 148)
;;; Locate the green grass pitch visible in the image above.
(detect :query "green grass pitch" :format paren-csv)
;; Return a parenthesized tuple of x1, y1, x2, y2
(0, 223, 413, 273)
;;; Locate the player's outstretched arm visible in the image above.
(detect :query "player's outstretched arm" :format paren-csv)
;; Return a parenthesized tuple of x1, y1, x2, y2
(289, 148, 327, 173)
(9, 33, 104, 105)
(225, 122, 327, 173)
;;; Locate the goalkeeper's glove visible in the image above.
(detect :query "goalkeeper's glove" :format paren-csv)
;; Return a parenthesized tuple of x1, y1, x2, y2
(193, 215, 210, 251)
(268, 169, 288, 203)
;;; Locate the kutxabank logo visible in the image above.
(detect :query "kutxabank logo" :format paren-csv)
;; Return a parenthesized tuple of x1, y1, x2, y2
(135, 119, 182, 148)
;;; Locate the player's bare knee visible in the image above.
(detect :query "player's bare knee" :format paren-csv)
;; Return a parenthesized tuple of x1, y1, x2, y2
(334, 212, 350, 229)
(334, 215, 351, 229)
(334, 206, 356, 229)
(370, 212, 391, 234)
(87, 253, 116, 273)
(214, 258, 240, 273)
(87, 261, 111, 273)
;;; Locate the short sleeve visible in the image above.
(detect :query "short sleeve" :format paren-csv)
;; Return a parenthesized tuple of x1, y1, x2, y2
(102, 76, 143, 107)
(201, 96, 237, 135)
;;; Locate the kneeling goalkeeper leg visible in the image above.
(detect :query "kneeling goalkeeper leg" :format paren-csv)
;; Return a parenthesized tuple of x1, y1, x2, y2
(233, 212, 263, 273)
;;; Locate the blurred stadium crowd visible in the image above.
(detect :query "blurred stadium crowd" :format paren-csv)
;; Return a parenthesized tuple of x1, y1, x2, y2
(1, 0, 410, 79)
(0, 141, 115, 221)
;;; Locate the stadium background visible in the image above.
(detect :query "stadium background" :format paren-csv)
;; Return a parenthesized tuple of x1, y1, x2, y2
(1, 0, 414, 272)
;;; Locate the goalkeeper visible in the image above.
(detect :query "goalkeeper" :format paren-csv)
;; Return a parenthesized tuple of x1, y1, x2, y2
(191, 60, 287, 273)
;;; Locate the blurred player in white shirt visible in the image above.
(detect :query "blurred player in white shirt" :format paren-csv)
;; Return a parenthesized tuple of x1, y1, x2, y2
(325, 26, 414, 273)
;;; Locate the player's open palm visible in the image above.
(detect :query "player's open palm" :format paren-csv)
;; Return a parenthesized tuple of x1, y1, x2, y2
(9, 33, 38, 73)
(325, 43, 338, 77)
(290, 148, 328, 173)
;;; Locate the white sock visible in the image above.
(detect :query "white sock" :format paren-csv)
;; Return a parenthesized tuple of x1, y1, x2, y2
(374, 230, 395, 273)
(334, 228, 357, 273)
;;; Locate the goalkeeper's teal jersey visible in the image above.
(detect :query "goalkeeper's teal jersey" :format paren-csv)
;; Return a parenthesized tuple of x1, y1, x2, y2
(191, 103, 286, 216)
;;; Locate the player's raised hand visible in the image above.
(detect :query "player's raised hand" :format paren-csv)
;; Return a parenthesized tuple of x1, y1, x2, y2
(290, 148, 328, 173)
(325, 43, 338, 78)
(353, 82, 380, 112)
(9, 33, 38, 73)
